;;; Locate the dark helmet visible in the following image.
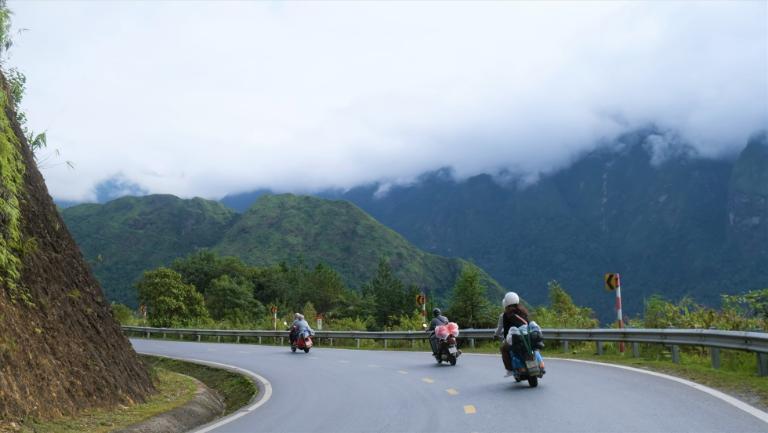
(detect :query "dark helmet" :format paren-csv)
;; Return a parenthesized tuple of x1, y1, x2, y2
(432, 308, 442, 317)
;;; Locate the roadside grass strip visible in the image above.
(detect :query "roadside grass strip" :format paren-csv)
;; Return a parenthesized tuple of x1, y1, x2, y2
(137, 353, 271, 433)
(15, 368, 198, 433)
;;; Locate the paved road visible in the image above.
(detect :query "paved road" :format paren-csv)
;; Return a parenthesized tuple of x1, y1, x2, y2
(131, 339, 768, 433)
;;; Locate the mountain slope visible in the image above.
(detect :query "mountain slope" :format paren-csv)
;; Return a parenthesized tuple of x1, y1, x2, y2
(61, 194, 503, 305)
(62, 195, 236, 305)
(214, 194, 502, 299)
(316, 130, 766, 320)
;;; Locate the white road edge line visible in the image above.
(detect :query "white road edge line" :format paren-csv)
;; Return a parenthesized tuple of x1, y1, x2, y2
(558, 357, 768, 424)
(463, 352, 768, 423)
(137, 351, 273, 433)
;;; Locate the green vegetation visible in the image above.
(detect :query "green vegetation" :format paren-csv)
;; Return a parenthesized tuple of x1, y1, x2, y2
(121, 251, 471, 330)
(60, 193, 504, 309)
(61, 195, 237, 305)
(137, 268, 210, 328)
(329, 130, 768, 321)
(448, 264, 495, 328)
(15, 368, 197, 433)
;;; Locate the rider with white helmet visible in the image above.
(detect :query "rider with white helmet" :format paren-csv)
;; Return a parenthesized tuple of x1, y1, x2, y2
(494, 292, 529, 377)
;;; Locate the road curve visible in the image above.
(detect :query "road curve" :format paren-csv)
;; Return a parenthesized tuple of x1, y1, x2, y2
(131, 339, 768, 433)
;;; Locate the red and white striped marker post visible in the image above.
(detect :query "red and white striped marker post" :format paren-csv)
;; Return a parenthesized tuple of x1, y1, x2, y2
(615, 274, 624, 353)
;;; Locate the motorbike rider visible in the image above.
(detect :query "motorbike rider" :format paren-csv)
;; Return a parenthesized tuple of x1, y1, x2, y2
(494, 292, 530, 377)
(427, 308, 449, 356)
(289, 313, 314, 345)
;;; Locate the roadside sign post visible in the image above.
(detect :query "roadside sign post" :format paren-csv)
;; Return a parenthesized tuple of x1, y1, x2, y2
(271, 305, 278, 330)
(316, 314, 323, 331)
(605, 273, 625, 353)
(416, 293, 427, 327)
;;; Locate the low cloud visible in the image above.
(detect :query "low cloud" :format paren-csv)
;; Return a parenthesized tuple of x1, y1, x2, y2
(9, 1, 767, 201)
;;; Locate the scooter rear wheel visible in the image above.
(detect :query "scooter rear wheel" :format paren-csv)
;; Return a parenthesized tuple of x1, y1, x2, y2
(291, 346, 296, 353)
(527, 377, 538, 387)
(449, 355, 457, 366)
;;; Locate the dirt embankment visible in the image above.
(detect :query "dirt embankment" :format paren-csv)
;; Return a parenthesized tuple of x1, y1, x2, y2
(0, 72, 154, 424)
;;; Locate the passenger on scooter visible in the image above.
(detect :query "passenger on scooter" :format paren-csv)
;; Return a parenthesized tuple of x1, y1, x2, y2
(427, 308, 449, 356)
(290, 313, 314, 345)
(494, 292, 530, 377)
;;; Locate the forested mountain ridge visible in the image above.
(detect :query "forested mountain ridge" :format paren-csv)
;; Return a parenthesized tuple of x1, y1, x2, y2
(221, 130, 768, 320)
(62, 194, 503, 306)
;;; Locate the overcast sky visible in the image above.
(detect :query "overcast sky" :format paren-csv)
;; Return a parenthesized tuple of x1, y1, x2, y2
(7, 1, 767, 202)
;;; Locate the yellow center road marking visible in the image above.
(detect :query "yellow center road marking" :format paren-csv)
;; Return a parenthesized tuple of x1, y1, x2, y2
(463, 405, 477, 414)
(397, 370, 408, 374)
(421, 377, 434, 384)
(446, 388, 459, 396)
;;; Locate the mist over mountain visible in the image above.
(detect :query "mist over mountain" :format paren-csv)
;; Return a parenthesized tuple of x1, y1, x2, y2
(221, 129, 768, 320)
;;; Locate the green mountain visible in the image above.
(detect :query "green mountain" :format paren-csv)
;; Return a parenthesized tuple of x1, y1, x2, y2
(61, 194, 502, 306)
(317, 130, 768, 321)
(62, 194, 237, 305)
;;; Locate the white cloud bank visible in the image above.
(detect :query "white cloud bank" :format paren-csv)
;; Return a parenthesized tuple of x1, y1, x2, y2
(7, 1, 767, 201)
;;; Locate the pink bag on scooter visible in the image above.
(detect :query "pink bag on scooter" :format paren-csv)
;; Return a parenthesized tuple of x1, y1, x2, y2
(446, 322, 459, 337)
(435, 325, 449, 339)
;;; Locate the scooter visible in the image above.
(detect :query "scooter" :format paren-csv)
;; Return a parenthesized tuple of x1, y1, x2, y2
(507, 322, 545, 387)
(433, 322, 461, 366)
(290, 326, 314, 353)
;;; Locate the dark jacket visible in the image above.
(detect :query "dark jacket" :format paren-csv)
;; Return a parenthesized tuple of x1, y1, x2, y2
(428, 315, 449, 334)
(494, 306, 529, 339)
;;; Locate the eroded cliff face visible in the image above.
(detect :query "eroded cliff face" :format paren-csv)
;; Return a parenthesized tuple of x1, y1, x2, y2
(0, 73, 153, 423)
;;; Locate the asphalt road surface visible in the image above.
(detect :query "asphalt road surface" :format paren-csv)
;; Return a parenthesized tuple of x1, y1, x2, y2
(131, 339, 768, 433)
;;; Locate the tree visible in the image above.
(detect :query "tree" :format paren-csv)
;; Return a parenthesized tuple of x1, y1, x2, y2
(171, 250, 248, 296)
(532, 281, 598, 329)
(447, 264, 494, 328)
(307, 263, 346, 314)
(364, 258, 416, 327)
(110, 303, 134, 325)
(136, 267, 210, 327)
(206, 275, 262, 324)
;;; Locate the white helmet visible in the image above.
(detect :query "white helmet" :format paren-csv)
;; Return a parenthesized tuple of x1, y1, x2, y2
(502, 292, 520, 308)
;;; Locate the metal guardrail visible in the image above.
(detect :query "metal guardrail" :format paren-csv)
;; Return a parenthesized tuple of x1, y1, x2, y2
(122, 325, 768, 376)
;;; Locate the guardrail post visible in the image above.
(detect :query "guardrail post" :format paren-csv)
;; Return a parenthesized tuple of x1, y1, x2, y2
(330, 338, 333, 347)
(217, 336, 221, 343)
(470, 338, 475, 349)
(197, 334, 201, 342)
(632, 342, 639, 358)
(356, 338, 360, 349)
(411, 340, 415, 349)
(596, 341, 603, 355)
(711, 347, 720, 369)
(163, 333, 167, 339)
(562, 341, 569, 353)
(236, 336, 240, 343)
(671, 345, 680, 364)
(384, 339, 388, 349)
(757, 353, 767, 377)
(280, 337, 284, 346)
(258, 336, 262, 344)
